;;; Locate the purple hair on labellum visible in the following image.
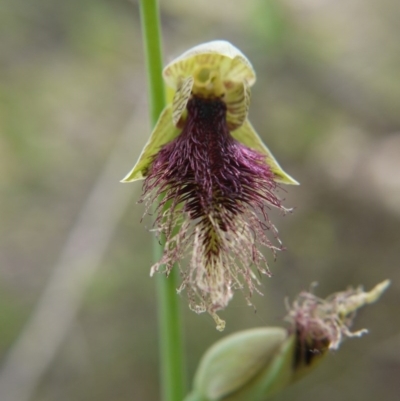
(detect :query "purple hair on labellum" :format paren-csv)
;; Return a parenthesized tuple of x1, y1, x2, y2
(142, 96, 290, 329)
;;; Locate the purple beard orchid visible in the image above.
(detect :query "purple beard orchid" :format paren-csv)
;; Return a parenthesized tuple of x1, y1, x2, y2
(122, 41, 298, 330)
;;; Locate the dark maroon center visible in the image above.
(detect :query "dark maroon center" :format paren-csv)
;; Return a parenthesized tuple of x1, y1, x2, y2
(144, 96, 279, 225)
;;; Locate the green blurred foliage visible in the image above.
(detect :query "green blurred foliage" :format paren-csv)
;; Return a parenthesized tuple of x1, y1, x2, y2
(1, 0, 399, 400)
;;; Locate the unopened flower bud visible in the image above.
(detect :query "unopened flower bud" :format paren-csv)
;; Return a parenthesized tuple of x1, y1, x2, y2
(185, 280, 390, 401)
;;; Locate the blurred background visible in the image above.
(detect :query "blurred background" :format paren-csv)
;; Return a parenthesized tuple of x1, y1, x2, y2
(1, 0, 399, 400)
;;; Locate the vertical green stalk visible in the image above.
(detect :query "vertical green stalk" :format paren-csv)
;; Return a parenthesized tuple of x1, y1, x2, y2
(138, 1, 186, 401)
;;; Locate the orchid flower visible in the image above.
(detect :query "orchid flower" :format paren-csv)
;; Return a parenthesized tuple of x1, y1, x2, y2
(122, 40, 298, 330)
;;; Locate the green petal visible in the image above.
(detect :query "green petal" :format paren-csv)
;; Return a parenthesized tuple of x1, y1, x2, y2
(231, 119, 299, 185)
(193, 327, 287, 400)
(225, 81, 250, 131)
(121, 105, 179, 182)
(172, 76, 194, 126)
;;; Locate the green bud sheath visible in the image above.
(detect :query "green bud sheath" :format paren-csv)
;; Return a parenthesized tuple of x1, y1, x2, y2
(185, 327, 295, 401)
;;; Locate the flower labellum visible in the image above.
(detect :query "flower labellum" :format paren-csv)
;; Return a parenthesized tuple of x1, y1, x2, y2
(122, 40, 298, 330)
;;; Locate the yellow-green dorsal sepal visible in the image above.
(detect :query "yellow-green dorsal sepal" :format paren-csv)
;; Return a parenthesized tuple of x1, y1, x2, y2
(163, 40, 256, 90)
(192, 327, 288, 400)
(231, 119, 299, 185)
(163, 40, 256, 131)
(121, 104, 179, 182)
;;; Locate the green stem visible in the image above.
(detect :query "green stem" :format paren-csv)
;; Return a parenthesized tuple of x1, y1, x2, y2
(139, 0, 165, 123)
(138, 1, 186, 401)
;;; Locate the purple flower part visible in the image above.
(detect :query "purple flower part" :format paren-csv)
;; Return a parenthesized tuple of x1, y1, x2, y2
(142, 96, 289, 328)
(287, 288, 367, 353)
